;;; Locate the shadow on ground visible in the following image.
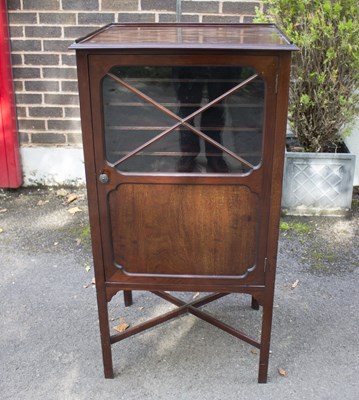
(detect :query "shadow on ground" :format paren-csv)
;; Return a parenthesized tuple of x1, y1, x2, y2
(0, 188, 358, 400)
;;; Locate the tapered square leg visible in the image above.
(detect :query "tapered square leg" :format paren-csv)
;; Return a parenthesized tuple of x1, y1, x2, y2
(124, 290, 133, 307)
(258, 302, 274, 383)
(251, 296, 260, 310)
(258, 360, 269, 383)
(96, 289, 114, 379)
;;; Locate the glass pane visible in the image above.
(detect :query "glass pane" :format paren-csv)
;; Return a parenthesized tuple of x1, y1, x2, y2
(103, 66, 264, 174)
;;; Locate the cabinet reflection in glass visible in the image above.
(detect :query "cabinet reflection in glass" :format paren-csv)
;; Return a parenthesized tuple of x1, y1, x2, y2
(103, 66, 264, 174)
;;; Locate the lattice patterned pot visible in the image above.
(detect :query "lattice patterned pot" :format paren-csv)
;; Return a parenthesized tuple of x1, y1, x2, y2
(282, 149, 356, 216)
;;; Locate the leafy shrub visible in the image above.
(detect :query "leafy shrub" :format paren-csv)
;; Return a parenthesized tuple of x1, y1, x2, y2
(257, 0, 359, 152)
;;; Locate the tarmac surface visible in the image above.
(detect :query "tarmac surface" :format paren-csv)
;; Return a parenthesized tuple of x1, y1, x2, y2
(0, 187, 358, 400)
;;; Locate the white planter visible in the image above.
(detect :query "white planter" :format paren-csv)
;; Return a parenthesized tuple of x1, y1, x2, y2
(282, 150, 356, 216)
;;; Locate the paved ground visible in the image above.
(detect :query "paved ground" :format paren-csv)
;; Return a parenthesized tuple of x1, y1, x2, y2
(0, 187, 358, 400)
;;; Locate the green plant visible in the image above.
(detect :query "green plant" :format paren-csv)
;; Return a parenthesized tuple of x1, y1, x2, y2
(280, 221, 311, 236)
(257, 0, 359, 152)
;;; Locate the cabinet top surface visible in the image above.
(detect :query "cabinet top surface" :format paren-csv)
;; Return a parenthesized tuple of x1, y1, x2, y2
(70, 23, 298, 51)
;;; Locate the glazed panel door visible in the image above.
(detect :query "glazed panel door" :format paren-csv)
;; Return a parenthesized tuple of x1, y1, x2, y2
(88, 53, 278, 290)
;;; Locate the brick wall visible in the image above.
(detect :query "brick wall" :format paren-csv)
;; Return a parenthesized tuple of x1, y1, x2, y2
(7, 0, 263, 148)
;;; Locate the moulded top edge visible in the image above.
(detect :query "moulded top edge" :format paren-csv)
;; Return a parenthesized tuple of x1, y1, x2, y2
(69, 23, 299, 52)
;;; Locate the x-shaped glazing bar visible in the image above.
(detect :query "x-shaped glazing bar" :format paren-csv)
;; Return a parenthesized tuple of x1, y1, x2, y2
(107, 72, 258, 170)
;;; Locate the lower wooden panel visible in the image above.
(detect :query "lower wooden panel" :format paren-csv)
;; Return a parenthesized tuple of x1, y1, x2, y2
(109, 183, 258, 276)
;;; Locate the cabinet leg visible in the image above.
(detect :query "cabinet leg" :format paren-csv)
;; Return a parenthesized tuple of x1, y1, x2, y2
(124, 290, 133, 307)
(97, 289, 114, 378)
(103, 357, 114, 379)
(258, 302, 274, 383)
(251, 296, 260, 310)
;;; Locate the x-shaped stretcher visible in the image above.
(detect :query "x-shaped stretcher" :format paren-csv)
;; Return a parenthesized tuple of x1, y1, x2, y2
(110, 291, 260, 351)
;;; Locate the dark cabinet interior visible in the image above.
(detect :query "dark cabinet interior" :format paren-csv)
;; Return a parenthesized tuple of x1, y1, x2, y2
(103, 65, 264, 174)
(71, 23, 297, 383)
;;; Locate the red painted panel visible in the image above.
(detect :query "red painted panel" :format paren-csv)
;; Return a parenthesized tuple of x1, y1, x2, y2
(0, 0, 22, 188)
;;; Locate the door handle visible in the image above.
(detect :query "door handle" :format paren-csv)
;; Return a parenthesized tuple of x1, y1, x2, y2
(98, 173, 109, 184)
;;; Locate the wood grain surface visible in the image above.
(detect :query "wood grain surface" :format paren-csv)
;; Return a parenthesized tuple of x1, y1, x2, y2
(109, 183, 258, 276)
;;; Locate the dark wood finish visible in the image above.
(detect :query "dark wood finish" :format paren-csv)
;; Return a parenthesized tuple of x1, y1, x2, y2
(251, 296, 260, 310)
(71, 23, 297, 384)
(123, 290, 133, 307)
(110, 184, 257, 276)
(71, 23, 294, 51)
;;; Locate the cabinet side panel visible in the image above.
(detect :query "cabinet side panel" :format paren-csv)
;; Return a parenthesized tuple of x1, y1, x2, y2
(109, 184, 258, 276)
(76, 51, 107, 288)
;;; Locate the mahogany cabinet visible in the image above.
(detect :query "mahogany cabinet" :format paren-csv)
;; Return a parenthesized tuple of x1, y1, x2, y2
(71, 23, 297, 383)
